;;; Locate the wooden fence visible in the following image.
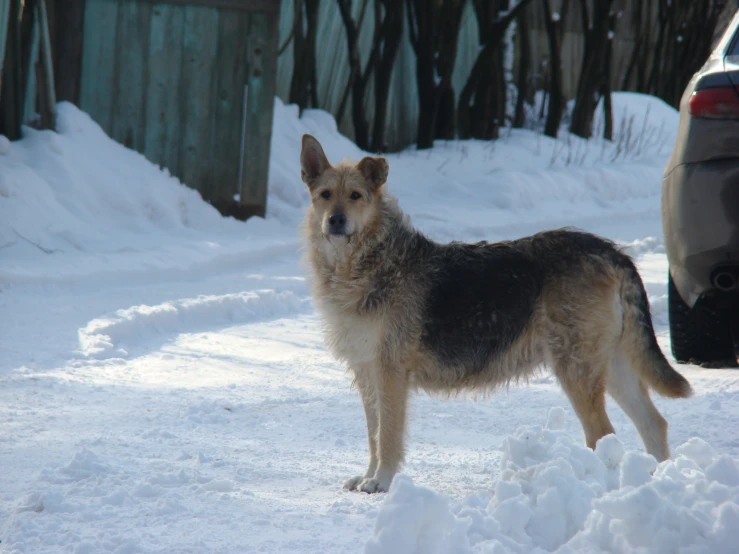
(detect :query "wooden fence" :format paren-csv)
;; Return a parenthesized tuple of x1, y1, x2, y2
(79, 0, 280, 218)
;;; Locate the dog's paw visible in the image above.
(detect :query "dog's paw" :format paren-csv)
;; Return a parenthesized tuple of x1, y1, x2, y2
(343, 475, 364, 491)
(358, 476, 390, 494)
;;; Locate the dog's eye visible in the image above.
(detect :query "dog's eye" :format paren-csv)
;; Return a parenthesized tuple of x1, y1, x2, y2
(350, 191, 362, 200)
(320, 190, 331, 200)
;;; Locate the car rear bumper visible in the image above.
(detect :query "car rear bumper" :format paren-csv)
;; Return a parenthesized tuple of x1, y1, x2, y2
(662, 158, 739, 307)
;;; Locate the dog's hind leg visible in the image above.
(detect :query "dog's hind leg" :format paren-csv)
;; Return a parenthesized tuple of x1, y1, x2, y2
(344, 367, 379, 490)
(358, 365, 409, 494)
(554, 360, 616, 450)
(606, 352, 670, 462)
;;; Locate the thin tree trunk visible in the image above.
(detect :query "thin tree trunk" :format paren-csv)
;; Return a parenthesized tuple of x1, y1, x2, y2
(646, 0, 668, 96)
(370, 0, 403, 152)
(636, 0, 653, 92)
(337, 0, 373, 150)
(457, 0, 534, 139)
(620, 0, 643, 91)
(289, 0, 321, 112)
(513, 4, 530, 128)
(541, 0, 565, 138)
(569, 0, 613, 139)
(406, 0, 466, 149)
(602, 9, 617, 141)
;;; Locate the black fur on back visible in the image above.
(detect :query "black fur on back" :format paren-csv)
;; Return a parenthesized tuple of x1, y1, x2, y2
(420, 240, 543, 372)
(417, 228, 632, 371)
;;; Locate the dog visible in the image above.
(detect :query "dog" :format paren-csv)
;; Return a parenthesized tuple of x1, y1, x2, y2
(299, 134, 692, 493)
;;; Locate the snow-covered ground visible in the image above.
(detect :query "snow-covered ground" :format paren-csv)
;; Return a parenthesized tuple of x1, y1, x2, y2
(1, 94, 737, 553)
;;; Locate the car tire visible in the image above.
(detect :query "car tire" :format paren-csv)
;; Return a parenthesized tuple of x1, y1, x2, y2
(668, 272, 736, 367)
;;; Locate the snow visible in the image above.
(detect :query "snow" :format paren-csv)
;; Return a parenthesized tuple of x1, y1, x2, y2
(1, 92, 738, 553)
(367, 419, 739, 554)
(78, 289, 309, 359)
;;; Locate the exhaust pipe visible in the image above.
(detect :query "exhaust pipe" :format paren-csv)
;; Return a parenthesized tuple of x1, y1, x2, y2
(714, 271, 737, 292)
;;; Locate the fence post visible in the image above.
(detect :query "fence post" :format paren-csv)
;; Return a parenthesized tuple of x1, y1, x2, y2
(236, 3, 280, 219)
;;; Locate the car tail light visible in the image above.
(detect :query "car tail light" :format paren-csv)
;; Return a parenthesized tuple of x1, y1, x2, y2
(689, 86, 739, 119)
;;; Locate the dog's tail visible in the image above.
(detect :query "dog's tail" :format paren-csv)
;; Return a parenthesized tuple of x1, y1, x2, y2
(619, 259, 692, 398)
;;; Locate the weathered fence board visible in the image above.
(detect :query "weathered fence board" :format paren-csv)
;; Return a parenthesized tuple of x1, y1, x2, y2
(239, 9, 279, 218)
(80, 0, 120, 133)
(48, 0, 86, 105)
(144, 3, 185, 175)
(22, 7, 39, 124)
(37, 0, 56, 129)
(179, 5, 218, 192)
(110, 1, 152, 150)
(210, 8, 250, 210)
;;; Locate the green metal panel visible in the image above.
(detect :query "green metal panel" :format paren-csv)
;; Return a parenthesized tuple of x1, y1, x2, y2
(239, 9, 279, 218)
(178, 5, 218, 198)
(144, 3, 185, 175)
(110, 0, 152, 150)
(80, 0, 120, 133)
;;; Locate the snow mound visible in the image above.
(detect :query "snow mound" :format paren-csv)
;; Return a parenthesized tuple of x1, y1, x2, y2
(366, 414, 739, 554)
(0, 102, 305, 286)
(593, 91, 680, 149)
(1, 93, 679, 285)
(78, 289, 309, 359)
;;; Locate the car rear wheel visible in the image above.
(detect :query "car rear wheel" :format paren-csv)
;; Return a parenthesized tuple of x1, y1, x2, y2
(668, 273, 737, 367)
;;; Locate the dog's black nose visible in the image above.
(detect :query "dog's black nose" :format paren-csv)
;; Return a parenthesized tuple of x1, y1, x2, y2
(328, 212, 346, 235)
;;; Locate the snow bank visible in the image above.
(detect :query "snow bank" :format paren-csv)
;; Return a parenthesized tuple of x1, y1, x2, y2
(269, 92, 679, 247)
(593, 92, 680, 152)
(366, 410, 739, 554)
(1, 93, 678, 285)
(78, 289, 310, 359)
(283, 93, 678, 239)
(0, 103, 299, 286)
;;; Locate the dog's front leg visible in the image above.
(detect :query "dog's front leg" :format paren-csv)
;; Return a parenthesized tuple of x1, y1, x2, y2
(344, 367, 379, 491)
(358, 365, 408, 493)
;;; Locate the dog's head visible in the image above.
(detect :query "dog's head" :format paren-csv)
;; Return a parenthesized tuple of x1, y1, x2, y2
(300, 134, 388, 240)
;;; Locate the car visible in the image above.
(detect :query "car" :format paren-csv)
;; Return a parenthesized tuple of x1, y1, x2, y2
(662, 9, 739, 367)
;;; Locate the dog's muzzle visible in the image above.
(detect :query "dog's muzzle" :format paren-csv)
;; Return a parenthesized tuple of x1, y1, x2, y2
(327, 212, 347, 236)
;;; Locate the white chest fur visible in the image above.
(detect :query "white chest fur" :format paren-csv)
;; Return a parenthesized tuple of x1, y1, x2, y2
(317, 301, 383, 367)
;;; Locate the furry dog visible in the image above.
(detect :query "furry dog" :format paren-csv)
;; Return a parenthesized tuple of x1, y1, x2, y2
(300, 134, 692, 493)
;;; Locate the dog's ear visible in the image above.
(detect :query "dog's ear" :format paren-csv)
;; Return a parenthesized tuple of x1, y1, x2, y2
(356, 156, 389, 191)
(300, 134, 331, 187)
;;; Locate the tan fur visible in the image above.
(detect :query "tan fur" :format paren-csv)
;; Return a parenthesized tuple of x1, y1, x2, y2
(299, 134, 691, 493)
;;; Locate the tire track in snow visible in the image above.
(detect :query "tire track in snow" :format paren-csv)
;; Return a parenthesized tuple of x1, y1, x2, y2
(78, 289, 312, 359)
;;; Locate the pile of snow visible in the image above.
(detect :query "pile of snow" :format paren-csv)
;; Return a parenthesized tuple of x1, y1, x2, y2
(0, 103, 298, 286)
(367, 410, 739, 554)
(1, 93, 678, 286)
(592, 92, 680, 156)
(271, 92, 679, 246)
